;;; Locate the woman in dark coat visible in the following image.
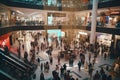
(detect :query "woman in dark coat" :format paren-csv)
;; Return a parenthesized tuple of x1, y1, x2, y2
(40, 72, 45, 80)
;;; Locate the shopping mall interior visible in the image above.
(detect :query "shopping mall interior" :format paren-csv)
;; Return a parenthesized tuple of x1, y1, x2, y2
(0, 0, 120, 80)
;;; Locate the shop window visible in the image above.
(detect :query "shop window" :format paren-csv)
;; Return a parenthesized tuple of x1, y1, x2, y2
(47, 0, 57, 6)
(47, 0, 52, 6)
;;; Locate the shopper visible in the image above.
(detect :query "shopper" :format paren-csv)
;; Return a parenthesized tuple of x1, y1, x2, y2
(63, 63, 67, 71)
(44, 62, 46, 72)
(24, 51, 28, 62)
(70, 75, 75, 80)
(116, 16, 120, 28)
(92, 58, 95, 66)
(56, 65, 59, 75)
(88, 67, 93, 78)
(46, 62, 50, 73)
(104, 52, 107, 60)
(22, 44, 24, 50)
(107, 75, 112, 80)
(40, 72, 45, 80)
(100, 67, 105, 75)
(93, 70, 100, 80)
(49, 55, 53, 65)
(101, 72, 107, 80)
(58, 54, 61, 65)
(41, 63, 43, 71)
(78, 61, 81, 71)
(88, 52, 91, 62)
(60, 66, 64, 77)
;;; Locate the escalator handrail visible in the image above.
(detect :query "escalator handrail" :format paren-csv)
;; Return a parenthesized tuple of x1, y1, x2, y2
(0, 49, 33, 70)
(0, 48, 32, 68)
(0, 51, 27, 71)
(2, 59, 25, 73)
(9, 53, 33, 69)
(0, 70, 17, 80)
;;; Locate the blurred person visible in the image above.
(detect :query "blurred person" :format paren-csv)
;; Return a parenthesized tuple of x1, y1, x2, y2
(41, 63, 43, 71)
(101, 72, 107, 80)
(107, 75, 112, 80)
(40, 72, 45, 80)
(93, 70, 100, 80)
(60, 66, 64, 77)
(104, 52, 107, 60)
(57, 54, 61, 65)
(88, 52, 91, 62)
(63, 63, 67, 71)
(49, 55, 53, 65)
(78, 61, 81, 71)
(116, 16, 120, 28)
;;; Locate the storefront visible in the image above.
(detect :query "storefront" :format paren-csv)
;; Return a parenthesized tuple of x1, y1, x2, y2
(47, 29, 62, 47)
(0, 7, 9, 26)
(97, 33, 112, 47)
(47, 12, 66, 25)
(0, 33, 11, 49)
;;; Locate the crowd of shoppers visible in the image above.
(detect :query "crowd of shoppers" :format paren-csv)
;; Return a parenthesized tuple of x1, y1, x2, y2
(7, 31, 116, 80)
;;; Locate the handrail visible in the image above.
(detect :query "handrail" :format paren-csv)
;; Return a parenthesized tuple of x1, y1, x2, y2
(0, 70, 17, 80)
(0, 51, 27, 72)
(9, 53, 33, 70)
(0, 49, 32, 70)
(2, 59, 25, 73)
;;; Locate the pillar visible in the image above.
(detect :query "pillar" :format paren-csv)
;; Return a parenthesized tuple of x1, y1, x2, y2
(90, 0, 98, 45)
(44, 12, 47, 25)
(110, 35, 115, 59)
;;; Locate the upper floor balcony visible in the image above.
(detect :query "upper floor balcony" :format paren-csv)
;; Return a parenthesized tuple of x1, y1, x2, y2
(0, 19, 117, 28)
(0, 21, 120, 36)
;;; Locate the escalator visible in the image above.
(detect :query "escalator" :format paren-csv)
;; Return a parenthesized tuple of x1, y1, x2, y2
(9, 53, 35, 74)
(0, 50, 32, 80)
(0, 70, 17, 80)
(0, 49, 36, 73)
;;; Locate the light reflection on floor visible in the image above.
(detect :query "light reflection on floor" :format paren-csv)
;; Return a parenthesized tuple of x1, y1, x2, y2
(66, 64, 85, 70)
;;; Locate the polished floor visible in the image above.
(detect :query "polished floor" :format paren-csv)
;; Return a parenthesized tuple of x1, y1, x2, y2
(10, 32, 119, 80)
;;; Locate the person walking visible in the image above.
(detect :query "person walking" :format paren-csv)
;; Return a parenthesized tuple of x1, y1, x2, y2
(88, 67, 93, 79)
(104, 52, 107, 60)
(41, 63, 43, 71)
(58, 54, 61, 65)
(63, 63, 67, 71)
(92, 58, 95, 66)
(40, 72, 45, 80)
(101, 72, 107, 80)
(44, 62, 46, 72)
(100, 67, 105, 75)
(88, 53, 91, 62)
(78, 61, 81, 71)
(56, 65, 59, 75)
(46, 62, 50, 73)
(93, 70, 100, 80)
(60, 66, 64, 77)
(49, 55, 53, 65)
(107, 75, 112, 80)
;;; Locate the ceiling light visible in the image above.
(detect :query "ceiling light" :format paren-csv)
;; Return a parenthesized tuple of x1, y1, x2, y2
(16, 10, 24, 15)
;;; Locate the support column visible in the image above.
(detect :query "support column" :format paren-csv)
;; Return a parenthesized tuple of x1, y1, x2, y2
(90, 0, 98, 45)
(110, 35, 115, 59)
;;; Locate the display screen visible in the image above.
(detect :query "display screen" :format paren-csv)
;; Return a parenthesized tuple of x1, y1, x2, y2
(48, 14, 53, 25)
(47, 29, 61, 46)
